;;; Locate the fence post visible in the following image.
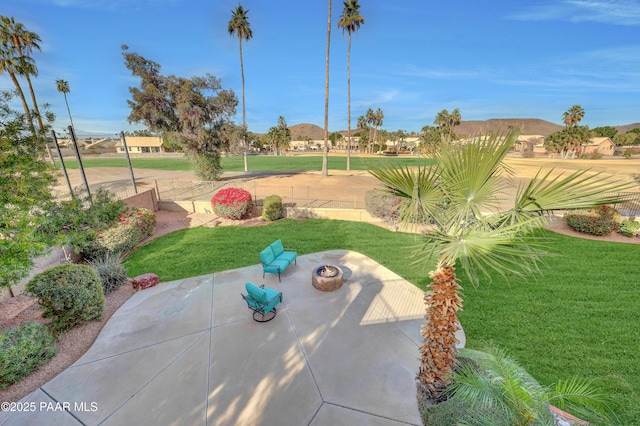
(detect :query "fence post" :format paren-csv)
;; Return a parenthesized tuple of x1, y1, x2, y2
(155, 180, 161, 201)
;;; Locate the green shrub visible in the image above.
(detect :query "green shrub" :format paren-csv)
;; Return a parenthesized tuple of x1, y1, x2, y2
(0, 322, 57, 389)
(211, 187, 253, 219)
(26, 264, 105, 332)
(566, 205, 621, 236)
(89, 253, 129, 294)
(262, 195, 283, 221)
(365, 190, 404, 223)
(618, 219, 640, 238)
(192, 152, 222, 181)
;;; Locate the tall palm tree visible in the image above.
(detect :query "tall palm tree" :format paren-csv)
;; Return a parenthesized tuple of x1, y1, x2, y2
(1, 16, 44, 133)
(338, 0, 364, 172)
(562, 105, 585, 129)
(369, 130, 632, 401)
(0, 41, 34, 134)
(322, 0, 332, 177)
(56, 79, 76, 136)
(228, 4, 252, 173)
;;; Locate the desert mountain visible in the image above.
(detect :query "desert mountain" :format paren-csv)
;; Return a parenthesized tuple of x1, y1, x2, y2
(288, 119, 639, 140)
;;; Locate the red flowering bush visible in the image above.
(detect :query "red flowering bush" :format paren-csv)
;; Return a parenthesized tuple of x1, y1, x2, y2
(365, 190, 404, 224)
(566, 205, 621, 236)
(119, 208, 157, 238)
(211, 187, 253, 219)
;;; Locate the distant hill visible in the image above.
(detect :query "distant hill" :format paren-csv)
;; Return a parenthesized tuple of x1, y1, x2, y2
(615, 123, 640, 133)
(288, 119, 639, 140)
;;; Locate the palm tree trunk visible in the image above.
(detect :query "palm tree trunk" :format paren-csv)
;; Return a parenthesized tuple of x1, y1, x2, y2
(25, 73, 55, 164)
(371, 125, 377, 154)
(346, 33, 352, 172)
(8, 71, 35, 137)
(322, 0, 331, 177)
(239, 38, 248, 173)
(418, 264, 463, 401)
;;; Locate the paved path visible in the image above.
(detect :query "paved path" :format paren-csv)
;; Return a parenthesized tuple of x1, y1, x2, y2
(1, 251, 465, 426)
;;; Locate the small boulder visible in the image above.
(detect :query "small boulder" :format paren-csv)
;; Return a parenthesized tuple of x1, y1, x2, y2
(131, 273, 159, 291)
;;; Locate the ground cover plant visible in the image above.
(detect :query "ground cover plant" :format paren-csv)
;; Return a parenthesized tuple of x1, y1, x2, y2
(61, 155, 434, 173)
(123, 219, 640, 424)
(0, 322, 57, 389)
(566, 205, 621, 236)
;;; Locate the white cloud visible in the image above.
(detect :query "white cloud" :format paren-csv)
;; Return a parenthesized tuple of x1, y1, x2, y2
(508, 0, 640, 26)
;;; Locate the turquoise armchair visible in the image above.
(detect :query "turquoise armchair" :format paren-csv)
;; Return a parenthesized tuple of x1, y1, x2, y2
(242, 282, 283, 322)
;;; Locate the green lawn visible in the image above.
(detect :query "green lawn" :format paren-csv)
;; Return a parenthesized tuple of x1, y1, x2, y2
(60, 155, 433, 172)
(124, 220, 639, 424)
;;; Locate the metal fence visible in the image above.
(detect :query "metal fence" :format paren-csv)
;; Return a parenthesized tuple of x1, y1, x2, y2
(149, 178, 368, 209)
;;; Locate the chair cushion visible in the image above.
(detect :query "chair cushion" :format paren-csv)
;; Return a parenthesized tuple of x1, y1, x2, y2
(259, 246, 275, 265)
(271, 239, 285, 257)
(263, 259, 289, 274)
(278, 251, 297, 264)
(246, 282, 267, 303)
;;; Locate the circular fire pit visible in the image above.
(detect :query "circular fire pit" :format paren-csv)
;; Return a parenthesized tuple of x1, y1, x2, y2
(312, 265, 344, 291)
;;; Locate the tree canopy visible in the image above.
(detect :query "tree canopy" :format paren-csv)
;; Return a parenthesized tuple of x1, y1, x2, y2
(122, 45, 237, 180)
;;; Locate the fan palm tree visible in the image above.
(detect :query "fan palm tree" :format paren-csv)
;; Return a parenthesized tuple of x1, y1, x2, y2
(562, 105, 585, 129)
(56, 79, 76, 136)
(322, 0, 332, 177)
(0, 41, 34, 134)
(338, 0, 364, 171)
(368, 107, 383, 153)
(369, 130, 632, 401)
(0, 16, 44, 133)
(228, 4, 252, 173)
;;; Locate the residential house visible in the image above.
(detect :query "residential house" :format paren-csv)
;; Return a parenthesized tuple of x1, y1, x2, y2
(116, 136, 164, 154)
(583, 137, 615, 156)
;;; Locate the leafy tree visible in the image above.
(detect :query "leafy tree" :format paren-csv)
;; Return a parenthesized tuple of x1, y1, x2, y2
(591, 125, 617, 138)
(329, 131, 343, 147)
(228, 4, 252, 173)
(562, 105, 585, 128)
(0, 91, 55, 295)
(322, 0, 332, 177)
(370, 129, 631, 402)
(122, 46, 237, 180)
(420, 125, 443, 156)
(612, 132, 637, 146)
(338, 0, 364, 171)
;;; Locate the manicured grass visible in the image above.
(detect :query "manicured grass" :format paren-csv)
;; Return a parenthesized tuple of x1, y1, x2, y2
(61, 155, 433, 172)
(124, 220, 640, 424)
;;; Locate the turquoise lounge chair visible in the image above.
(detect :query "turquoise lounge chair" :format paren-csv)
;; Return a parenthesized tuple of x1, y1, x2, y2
(242, 282, 283, 322)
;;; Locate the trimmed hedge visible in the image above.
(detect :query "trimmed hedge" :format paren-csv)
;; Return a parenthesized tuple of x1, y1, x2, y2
(0, 322, 57, 389)
(212, 187, 253, 219)
(26, 264, 105, 332)
(566, 205, 621, 236)
(262, 195, 283, 221)
(618, 219, 640, 238)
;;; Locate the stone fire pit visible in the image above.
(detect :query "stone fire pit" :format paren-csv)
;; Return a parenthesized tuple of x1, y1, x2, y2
(312, 265, 344, 291)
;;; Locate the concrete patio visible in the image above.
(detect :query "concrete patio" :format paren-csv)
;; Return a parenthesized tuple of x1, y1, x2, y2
(0, 250, 465, 426)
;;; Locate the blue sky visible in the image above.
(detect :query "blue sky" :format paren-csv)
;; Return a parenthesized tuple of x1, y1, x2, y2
(3, 0, 639, 136)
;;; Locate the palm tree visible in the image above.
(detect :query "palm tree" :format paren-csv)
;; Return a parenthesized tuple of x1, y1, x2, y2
(368, 107, 383, 153)
(56, 79, 76, 136)
(228, 4, 252, 173)
(0, 41, 34, 134)
(338, 0, 364, 172)
(449, 346, 612, 425)
(562, 105, 585, 129)
(1, 17, 44, 133)
(369, 130, 632, 401)
(322, 0, 332, 177)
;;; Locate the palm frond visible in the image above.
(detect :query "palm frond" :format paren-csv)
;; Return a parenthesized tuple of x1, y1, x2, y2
(514, 168, 635, 213)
